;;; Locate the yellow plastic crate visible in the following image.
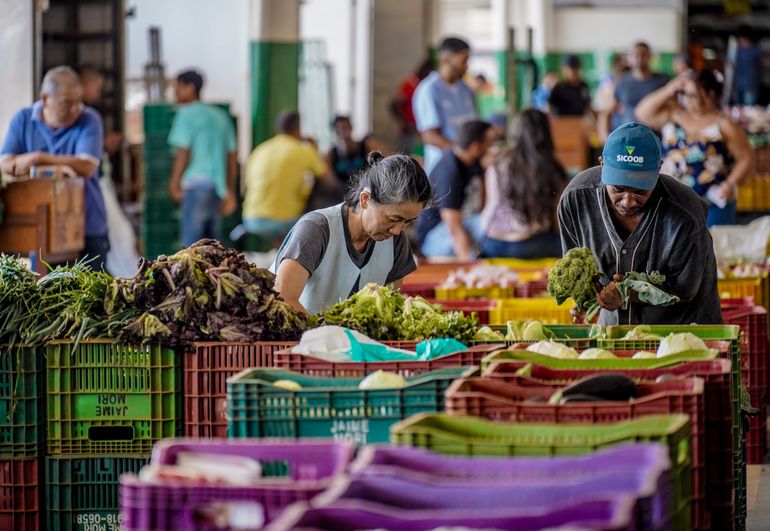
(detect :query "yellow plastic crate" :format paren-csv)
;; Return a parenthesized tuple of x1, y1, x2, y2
(718, 276, 770, 309)
(490, 298, 575, 325)
(737, 174, 770, 212)
(483, 257, 559, 270)
(434, 285, 516, 301)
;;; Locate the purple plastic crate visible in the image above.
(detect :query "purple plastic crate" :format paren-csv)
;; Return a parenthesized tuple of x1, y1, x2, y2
(120, 439, 355, 530)
(316, 465, 670, 530)
(351, 442, 670, 483)
(264, 497, 638, 531)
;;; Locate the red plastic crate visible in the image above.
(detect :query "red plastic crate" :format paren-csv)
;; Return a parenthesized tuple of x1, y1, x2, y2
(747, 388, 768, 464)
(446, 376, 708, 530)
(515, 278, 548, 298)
(184, 340, 457, 437)
(0, 458, 40, 531)
(721, 297, 757, 309)
(725, 306, 769, 391)
(482, 359, 732, 524)
(184, 342, 286, 438)
(400, 283, 436, 299)
(432, 300, 495, 325)
(273, 344, 503, 378)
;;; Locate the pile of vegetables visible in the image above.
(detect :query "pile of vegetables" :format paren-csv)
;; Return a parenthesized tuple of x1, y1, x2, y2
(440, 265, 519, 290)
(315, 283, 478, 341)
(474, 321, 554, 342)
(0, 254, 42, 345)
(517, 330, 714, 360)
(548, 247, 679, 322)
(717, 261, 766, 279)
(0, 255, 121, 346)
(0, 241, 308, 349)
(106, 239, 307, 347)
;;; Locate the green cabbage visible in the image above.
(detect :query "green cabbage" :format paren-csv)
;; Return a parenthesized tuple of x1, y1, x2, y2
(358, 370, 407, 390)
(474, 326, 505, 341)
(657, 333, 708, 358)
(504, 320, 554, 341)
(622, 325, 662, 341)
(526, 340, 579, 359)
(578, 348, 617, 359)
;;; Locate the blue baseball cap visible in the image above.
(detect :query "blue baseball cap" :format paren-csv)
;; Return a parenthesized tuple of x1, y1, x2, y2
(601, 122, 662, 191)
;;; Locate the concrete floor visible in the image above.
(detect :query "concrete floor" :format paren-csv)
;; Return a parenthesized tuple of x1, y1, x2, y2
(747, 464, 770, 530)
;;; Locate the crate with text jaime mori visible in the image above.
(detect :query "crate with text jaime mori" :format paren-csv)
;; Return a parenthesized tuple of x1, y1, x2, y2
(46, 340, 182, 455)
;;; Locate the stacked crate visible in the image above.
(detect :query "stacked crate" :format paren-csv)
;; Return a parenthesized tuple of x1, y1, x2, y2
(724, 305, 770, 464)
(142, 104, 180, 258)
(45, 341, 182, 530)
(0, 346, 44, 530)
(141, 103, 239, 260)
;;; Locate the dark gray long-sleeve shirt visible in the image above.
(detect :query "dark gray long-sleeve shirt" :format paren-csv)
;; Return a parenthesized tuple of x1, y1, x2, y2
(558, 166, 722, 325)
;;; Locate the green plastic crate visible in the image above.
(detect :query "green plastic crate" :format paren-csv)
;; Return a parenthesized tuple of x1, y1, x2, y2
(599, 325, 740, 376)
(227, 367, 467, 444)
(480, 348, 718, 371)
(391, 413, 692, 531)
(46, 341, 181, 455)
(142, 209, 181, 223)
(0, 346, 43, 457)
(46, 455, 148, 531)
(468, 324, 598, 350)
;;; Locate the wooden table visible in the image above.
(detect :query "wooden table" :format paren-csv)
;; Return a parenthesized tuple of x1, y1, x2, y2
(0, 177, 85, 274)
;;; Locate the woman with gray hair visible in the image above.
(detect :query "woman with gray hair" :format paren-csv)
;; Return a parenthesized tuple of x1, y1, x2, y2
(271, 151, 432, 315)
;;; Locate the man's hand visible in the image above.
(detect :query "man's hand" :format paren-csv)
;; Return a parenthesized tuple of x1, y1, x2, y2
(596, 273, 624, 311)
(570, 306, 587, 324)
(220, 191, 237, 216)
(168, 180, 183, 204)
(11, 152, 41, 176)
(0, 157, 16, 176)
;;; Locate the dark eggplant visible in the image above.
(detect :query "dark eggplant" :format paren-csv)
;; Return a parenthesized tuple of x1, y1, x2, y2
(561, 374, 637, 402)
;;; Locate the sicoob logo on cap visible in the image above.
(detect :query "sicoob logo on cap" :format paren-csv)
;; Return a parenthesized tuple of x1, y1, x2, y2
(617, 145, 644, 165)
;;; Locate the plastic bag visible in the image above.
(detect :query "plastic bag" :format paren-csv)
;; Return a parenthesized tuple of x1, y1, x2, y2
(291, 326, 416, 362)
(415, 338, 468, 360)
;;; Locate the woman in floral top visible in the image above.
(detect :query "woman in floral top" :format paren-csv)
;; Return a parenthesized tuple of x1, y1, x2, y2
(635, 69, 754, 226)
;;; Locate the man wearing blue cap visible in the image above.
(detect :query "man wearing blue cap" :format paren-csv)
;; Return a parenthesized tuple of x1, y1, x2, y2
(558, 122, 722, 325)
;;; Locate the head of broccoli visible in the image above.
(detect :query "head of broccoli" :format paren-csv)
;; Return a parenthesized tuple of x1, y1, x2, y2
(547, 247, 600, 310)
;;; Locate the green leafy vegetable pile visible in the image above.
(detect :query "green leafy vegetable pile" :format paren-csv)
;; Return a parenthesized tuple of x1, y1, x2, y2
(106, 239, 307, 348)
(548, 247, 679, 322)
(315, 283, 478, 341)
(0, 254, 120, 346)
(0, 254, 42, 345)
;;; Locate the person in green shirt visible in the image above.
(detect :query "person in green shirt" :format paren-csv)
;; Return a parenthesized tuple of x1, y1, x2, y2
(168, 70, 238, 246)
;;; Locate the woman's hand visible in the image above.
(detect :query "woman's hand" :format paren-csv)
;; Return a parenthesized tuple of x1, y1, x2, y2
(596, 274, 624, 311)
(717, 180, 737, 202)
(666, 73, 690, 98)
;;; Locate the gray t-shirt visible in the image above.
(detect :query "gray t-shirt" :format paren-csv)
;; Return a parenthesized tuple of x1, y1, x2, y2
(275, 204, 417, 296)
(558, 166, 722, 326)
(613, 72, 670, 128)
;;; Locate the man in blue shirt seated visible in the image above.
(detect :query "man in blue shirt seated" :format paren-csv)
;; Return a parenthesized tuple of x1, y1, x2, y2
(414, 119, 495, 259)
(1, 66, 109, 270)
(412, 37, 478, 176)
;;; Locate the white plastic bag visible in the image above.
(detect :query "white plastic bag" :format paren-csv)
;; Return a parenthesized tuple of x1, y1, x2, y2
(291, 326, 416, 362)
(711, 216, 770, 264)
(99, 176, 141, 277)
